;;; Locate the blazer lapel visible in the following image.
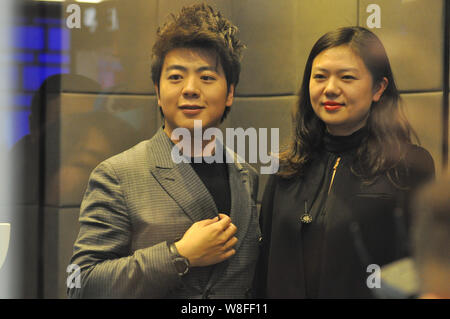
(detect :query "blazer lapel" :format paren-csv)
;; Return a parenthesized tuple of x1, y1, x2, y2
(227, 157, 252, 252)
(148, 131, 254, 293)
(148, 129, 218, 222)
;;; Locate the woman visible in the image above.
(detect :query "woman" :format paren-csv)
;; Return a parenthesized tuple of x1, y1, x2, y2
(256, 27, 435, 298)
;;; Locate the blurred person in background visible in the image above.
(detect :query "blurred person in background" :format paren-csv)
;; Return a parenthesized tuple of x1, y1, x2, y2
(412, 176, 450, 299)
(11, 73, 102, 204)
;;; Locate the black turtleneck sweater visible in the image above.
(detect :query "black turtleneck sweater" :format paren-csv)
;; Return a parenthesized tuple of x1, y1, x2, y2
(302, 127, 367, 298)
(189, 156, 231, 215)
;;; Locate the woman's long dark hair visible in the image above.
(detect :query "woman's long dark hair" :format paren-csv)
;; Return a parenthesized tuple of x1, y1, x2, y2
(280, 27, 417, 187)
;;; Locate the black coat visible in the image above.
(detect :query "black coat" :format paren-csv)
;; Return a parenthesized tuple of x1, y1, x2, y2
(256, 143, 435, 298)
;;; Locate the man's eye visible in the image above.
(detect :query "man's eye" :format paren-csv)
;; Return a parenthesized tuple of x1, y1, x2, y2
(168, 74, 182, 80)
(201, 75, 216, 81)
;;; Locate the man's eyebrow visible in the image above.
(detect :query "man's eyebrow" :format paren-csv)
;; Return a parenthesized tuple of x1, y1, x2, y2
(197, 65, 218, 73)
(164, 65, 187, 72)
(164, 65, 218, 73)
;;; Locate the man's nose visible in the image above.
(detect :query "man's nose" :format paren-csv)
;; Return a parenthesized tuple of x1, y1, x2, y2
(182, 76, 200, 98)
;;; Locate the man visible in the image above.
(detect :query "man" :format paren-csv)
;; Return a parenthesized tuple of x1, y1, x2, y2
(68, 4, 260, 298)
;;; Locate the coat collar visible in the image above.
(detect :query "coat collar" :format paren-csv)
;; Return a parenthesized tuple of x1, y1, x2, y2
(147, 127, 178, 169)
(147, 128, 218, 222)
(147, 127, 247, 171)
(147, 128, 251, 230)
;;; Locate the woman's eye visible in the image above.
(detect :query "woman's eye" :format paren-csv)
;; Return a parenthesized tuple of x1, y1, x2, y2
(313, 74, 326, 79)
(342, 75, 356, 80)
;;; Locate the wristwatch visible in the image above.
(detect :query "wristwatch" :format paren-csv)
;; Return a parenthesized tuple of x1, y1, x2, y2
(168, 241, 190, 277)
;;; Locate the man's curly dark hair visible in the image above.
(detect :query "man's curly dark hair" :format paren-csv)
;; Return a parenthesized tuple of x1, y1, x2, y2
(151, 3, 245, 100)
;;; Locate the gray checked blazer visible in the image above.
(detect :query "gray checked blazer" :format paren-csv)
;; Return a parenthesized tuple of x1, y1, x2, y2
(68, 128, 260, 298)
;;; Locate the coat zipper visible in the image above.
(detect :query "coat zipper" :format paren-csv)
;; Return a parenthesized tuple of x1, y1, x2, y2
(301, 156, 341, 224)
(327, 157, 341, 195)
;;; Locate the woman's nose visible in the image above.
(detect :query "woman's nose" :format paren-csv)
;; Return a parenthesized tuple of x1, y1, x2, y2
(324, 78, 341, 96)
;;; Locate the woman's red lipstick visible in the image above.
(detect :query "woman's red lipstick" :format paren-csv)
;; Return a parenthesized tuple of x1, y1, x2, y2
(323, 101, 344, 111)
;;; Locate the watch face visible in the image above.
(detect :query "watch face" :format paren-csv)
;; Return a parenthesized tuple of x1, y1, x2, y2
(174, 257, 189, 276)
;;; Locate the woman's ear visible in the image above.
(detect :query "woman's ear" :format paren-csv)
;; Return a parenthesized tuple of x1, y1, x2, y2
(155, 84, 161, 106)
(372, 77, 388, 102)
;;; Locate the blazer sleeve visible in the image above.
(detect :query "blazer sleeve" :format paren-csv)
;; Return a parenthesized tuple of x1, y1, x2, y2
(68, 160, 181, 298)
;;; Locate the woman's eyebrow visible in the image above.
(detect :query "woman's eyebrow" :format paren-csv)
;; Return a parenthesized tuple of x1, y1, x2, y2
(312, 67, 359, 73)
(337, 68, 359, 73)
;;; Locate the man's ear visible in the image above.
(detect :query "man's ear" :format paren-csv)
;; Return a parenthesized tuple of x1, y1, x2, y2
(372, 77, 388, 102)
(226, 84, 235, 107)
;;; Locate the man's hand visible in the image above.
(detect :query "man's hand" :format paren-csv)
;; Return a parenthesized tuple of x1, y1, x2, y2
(175, 214, 238, 267)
